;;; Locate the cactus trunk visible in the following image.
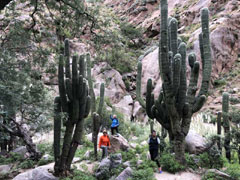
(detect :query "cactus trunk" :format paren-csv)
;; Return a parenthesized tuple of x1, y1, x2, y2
(54, 39, 91, 175)
(217, 112, 222, 152)
(138, 0, 212, 164)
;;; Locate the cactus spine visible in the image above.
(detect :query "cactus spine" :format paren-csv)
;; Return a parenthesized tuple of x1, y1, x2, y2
(54, 39, 91, 174)
(222, 92, 231, 161)
(143, 0, 212, 163)
(86, 54, 105, 160)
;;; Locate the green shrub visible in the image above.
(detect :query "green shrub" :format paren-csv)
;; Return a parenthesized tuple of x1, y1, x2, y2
(201, 171, 225, 180)
(37, 143, 53, 156)
(129, 168, 155, 180)
(18, 159, 35, 169)
(224, 163, 240, 180)
(185, 153, 199, 170)
(121, 149, 136, 162)
(60, 169, 96, 180)
(214, 78, 226, 87)
(199, 148, 224, 169)
(37, 155, 54, 166)
(160, 153, 185, 173)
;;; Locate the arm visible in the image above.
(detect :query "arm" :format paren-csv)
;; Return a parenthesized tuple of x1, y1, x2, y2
(110, 115, 113, 120)
(147, 138, 150, 144)
(99, 137, 102, 148)
(157, 137, 160, 144)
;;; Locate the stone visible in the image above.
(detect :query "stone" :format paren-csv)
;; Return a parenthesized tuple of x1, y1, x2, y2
(185, 130, 208, 154)
(115, 167, 133, 180)
(109, 134, 130, 153)
(137, 160, 143, 166)
(0, 165, 12, 175)
(95, 158, 111, 180)
(110, 153, 122, 168)
(84, 150, 91, 159)
(203, 169, 232, 180)
(123, 161, 131, 168)
(42, 154, 51, 161)
(12, 146, 27, 157)
(130, 143, 137, 149)
(113, 95, 133, 118)
(13, 166, 58, 180)
(140, 141, 148, 146)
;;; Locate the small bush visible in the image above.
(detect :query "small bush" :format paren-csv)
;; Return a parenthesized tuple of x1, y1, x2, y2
(160, 153, 185, 173)
(214, 78, 226, 87)
(129, 168, 155, 180)
(37, 155, 54, 166)
(202, 171, 225, 180)
(18, 159, 35, 169)
(37, 143, 53, 156)
(224, 163, 240, 180)
(185, 153, 199, 170)
(60, 169, 96, 180)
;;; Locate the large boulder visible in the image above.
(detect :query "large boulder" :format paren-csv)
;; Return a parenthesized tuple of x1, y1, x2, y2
(115, 167, 133, 180)
(95, 158, 112, 180)
(185, 130, 208, 154)
(113, 95, 133, 118)
(110, 153, 122, 168)
(109, 134, 130, 153)
(92, 62, 126, 104)
(13, 165, 58, 180)
(12, 146, 28, 157)
(0, 165, 12, 176)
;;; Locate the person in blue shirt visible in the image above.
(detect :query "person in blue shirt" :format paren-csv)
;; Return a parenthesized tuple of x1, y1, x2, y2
(110, 114, 119, 136)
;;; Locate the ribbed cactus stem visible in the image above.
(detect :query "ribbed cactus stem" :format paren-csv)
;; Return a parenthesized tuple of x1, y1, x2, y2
(217, 111, 222, 152)
(169, 18, 178, 57)
(198, 8, 212, 96)
(53, 96, 61, 173)
(136, 61, 146, 108)
(172, 53, 181, 95)
(64, 39, 71, 79)
(97, 83, 105, 115)
(222, 92, 231, 161)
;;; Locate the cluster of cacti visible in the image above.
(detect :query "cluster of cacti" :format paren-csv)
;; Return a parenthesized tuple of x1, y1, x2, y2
(54, 39, 91, 175)
(216, 92, 231, 161)
(138, 0, 212, 163)
(86, 54, 105, 160)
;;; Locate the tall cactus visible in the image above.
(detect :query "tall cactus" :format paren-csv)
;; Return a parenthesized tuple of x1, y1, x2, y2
(217, 111, 222, 152)
(54, 39, 91, 175)
(86, 54, 105, 160)
(222, 92, 231, 161)
(142, 0, 212, 163)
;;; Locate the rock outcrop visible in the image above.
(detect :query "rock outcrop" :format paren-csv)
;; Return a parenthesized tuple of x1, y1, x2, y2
(185, 130, 208, 154)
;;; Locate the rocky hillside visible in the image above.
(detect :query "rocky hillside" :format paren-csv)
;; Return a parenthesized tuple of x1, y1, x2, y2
(103, 0, 240, 116)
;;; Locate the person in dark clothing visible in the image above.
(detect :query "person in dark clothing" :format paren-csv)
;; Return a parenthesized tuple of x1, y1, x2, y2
(148, 130, 162, 173)
(110, 114, 119, 136)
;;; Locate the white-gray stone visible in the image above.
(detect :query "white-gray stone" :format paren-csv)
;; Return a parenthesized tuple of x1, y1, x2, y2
(115, 167, 133, 180)
(12, 146, 27, 157)
(13, 166, 58, 180)
(0, 165, 12, 175)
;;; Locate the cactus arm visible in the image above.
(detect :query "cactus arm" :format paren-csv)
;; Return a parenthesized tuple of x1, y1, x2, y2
(84, 96, 91, 118)
(72, 55, 79, 123)
(58, 55, 68, 113)
(176, 42, 187, 113)
(198, 8, 212, 97)
(53, 96, 61, 173)
(97, 83, 105, 115)
(172, 53, 181, 95)
(65, 78, 73, 101)
(146, 79, 154, 119)
(192, 95, 206, 113)
(169, 18, 178, 57)
(79, 55, 86, 78)
(86, 53, 96, 113)
(64, 39, 71, 79)
(199, 33, 205, 69)
(136, 61, 146, 109)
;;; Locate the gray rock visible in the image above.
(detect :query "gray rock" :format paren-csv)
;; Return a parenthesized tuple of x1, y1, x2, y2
(115, 167, 133, 180)
(123, 161, 131, 168)
(95, 158, 111, 180)
(13, 166, 58, 180)
(12, 146, 27, 157)
(110, 153, 122, 168)
(185, 130, 208, 154)
(84, 150, 91, 159)
(109, 134, 130, 153)
(0, 165, 12, 175)
(137, 160, 143, 166)
(204, 169, 232, 180)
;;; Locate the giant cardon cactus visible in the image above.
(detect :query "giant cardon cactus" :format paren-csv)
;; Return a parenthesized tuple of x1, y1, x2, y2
(222, 92, 231, 161)
(140, 0, 212, 163)
(54, 39, 91, 175)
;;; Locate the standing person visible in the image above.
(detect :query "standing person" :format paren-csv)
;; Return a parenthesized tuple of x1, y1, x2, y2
(99, 129, 111, 159)
(110, 114, 119, 136)
(148, 130, 162, 173)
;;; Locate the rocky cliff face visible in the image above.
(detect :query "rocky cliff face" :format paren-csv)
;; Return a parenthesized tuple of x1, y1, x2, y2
(103, 0, 240, 116)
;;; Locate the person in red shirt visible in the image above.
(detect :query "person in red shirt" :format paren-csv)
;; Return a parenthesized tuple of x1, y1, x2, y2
(99, 129, 111, 159)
